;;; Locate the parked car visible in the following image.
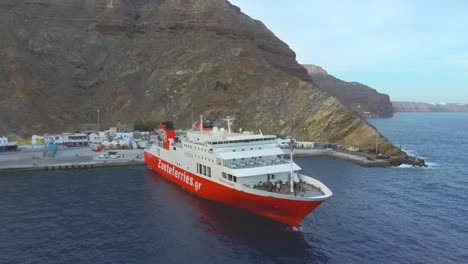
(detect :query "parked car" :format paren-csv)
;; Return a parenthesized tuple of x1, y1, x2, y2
(98, 154, 109, 159)
(110, 154, 121, 159)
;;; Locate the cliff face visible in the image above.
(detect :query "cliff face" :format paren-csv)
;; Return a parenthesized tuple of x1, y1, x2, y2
(0, 0, 397, 153)
(393, 102, 468, 112)
(303, 64, 394, 118)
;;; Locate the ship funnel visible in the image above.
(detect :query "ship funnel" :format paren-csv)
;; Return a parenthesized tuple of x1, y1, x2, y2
(161, 121, 175, 150)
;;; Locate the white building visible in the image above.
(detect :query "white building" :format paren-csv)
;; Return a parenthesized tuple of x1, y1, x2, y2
(276, 138, 291, 148)
(31, 135, 45, 145)
(44, 134, 65, 145)
(88, 133, 100, 144)
(63, 133, 88, 146)
(115, 132, 133, 145)
(295, 141, 315, 149)
(109, 127, 117, 137)
(0, 136, 8, 146)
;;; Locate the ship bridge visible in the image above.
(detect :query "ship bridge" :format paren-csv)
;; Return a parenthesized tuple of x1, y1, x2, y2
(185, 130, 277, 147)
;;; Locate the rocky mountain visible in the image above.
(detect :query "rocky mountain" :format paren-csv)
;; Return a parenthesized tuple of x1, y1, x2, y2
(0, 0, 399, 153)
(393, 102, 468, 112)
(303, 64, 394, 118)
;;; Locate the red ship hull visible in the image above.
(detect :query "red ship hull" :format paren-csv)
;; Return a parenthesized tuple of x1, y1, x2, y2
(145, 151, 324, 226)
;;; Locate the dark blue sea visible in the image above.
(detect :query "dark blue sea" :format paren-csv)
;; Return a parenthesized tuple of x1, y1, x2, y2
(1, 113, 467, 264)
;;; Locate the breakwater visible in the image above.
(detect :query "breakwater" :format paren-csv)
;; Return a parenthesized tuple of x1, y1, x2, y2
(284, 149, 390, 167)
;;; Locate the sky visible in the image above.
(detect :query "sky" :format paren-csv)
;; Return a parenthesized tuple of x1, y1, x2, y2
(229, 0, 468, 103)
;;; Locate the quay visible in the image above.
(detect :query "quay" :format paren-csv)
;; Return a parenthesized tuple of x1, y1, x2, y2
(284, 148, 391, 167)
(0, 146, 391, 173)
(0, 147, 145, 172)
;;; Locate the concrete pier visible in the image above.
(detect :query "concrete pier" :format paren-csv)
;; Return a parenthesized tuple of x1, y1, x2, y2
(284, 149, 390, 167)
(0, 147, 145, 172)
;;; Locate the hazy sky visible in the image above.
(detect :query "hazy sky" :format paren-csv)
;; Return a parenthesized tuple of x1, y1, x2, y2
(229, 0, 468, 103)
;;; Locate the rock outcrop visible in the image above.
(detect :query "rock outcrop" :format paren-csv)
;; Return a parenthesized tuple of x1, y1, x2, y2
(0, 0, 399, 154)
(393, 102, 468, 112)
(303, 64, 394, 118)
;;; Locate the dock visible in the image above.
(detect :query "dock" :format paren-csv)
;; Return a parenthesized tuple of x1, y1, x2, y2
(284, 149, 390, 167)
(0, 147, 145, 172)
(0, 146, 391, 173)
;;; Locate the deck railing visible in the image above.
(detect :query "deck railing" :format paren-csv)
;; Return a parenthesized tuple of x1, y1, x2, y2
(223, 158, 289, 169)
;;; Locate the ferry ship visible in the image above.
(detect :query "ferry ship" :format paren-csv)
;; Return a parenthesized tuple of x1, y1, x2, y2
(144, 117, 332, 226)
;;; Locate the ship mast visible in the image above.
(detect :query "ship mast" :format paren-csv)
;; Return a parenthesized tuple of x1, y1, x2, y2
(222, 116, 235, 135)
(200, 115, 203, 133)
(290, 137, 294, 193)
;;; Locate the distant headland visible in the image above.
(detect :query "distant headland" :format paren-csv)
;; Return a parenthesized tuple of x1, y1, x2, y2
(393, 102, 468, 112)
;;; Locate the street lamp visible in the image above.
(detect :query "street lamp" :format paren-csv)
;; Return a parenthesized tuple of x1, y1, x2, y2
(97, 108, 100, 142)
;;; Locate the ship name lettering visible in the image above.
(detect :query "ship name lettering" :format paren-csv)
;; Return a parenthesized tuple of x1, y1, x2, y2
(157, 159, 202, 191)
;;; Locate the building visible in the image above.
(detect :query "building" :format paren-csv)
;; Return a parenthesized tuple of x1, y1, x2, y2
(31, 135, 45, 145)
(0, 136, 7, 146)
(88, 133, 100, 144)
(63, 133, 88, 147)
(295, 141, 315, 149)
(109, 127, 117, 137)
(115, 132, 133, 145)
(276, 138, 291, 148)
(0, 136, 19, 152)
(44, 134, 65, 146)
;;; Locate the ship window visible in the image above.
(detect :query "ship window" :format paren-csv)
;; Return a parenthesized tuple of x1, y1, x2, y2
(250, 148, 253, 150)
(271, 174, 275, 180)
(202, 165, 206, 175)
(222, 172, 227, 179)
(233, 149, 235, 152)
(198, 163, 202, 174)
(228, 174, 233, 181)
(233, 176, 237, 183)
(241, 149, 244, 151)
(207, 167, 211, 177)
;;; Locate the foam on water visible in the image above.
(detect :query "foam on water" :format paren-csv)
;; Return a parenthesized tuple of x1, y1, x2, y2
(425, 161, 439, 167)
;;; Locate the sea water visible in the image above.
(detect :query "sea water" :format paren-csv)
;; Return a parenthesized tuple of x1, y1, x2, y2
(1, 113, 467, 264)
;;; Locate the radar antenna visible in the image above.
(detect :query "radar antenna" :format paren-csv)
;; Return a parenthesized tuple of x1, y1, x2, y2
(222, 116, 235, 135)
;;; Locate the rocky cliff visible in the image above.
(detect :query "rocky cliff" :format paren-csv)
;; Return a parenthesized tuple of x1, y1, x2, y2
(0, 0, 398, 153)
(303, 64, 394, 118)
(393, 102, 468, 112)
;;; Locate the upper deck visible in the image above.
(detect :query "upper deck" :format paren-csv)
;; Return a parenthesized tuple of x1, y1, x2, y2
(184, 130, 277, 147)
